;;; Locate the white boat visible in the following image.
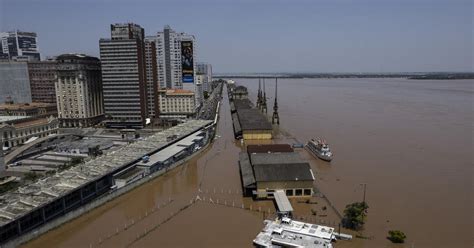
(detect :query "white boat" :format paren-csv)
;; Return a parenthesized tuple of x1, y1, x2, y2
(306, 138, 333, 162)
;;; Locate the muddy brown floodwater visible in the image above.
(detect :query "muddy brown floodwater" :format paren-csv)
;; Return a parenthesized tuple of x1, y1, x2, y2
(24, 79, 472, 248)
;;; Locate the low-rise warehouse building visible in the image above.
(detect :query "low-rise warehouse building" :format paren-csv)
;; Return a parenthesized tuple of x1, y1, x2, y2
(233, 98, 253, 110)
(250, 152, 304, 165)
(247, 144, 294, 154)
(230, 98, 272, 140)
(239, 144, 315, 199)
(253, 162, 314, 198)
(0, 120, 213, 244)
(232, 85, 248, 100)
(236, 109, 272, 140)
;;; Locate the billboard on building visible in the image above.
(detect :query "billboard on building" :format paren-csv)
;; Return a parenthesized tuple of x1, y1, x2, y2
(181, 40, 194, 83)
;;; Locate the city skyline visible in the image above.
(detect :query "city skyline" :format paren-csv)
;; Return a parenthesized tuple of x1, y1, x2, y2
(0, 0, 472, 73)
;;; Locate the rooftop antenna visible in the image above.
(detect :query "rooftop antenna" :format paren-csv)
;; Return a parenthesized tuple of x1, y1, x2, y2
(272, 77, 280, 124)
(262, 78, 267, 113)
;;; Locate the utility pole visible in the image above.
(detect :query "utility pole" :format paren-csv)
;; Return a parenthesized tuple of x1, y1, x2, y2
(261, 78, 267, 113)
(257, 79, 262, 108)
(360, 183, 367, 204)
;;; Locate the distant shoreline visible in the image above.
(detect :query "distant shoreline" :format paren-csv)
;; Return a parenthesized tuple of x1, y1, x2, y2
(215, 73, 474, 80)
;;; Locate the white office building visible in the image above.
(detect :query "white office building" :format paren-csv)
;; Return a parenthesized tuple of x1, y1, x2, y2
(150, 26, 196, 91)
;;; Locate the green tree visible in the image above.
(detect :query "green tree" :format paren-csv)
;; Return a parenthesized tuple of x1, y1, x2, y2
(342, 201, 369, 230)
(203, 91, 209, 99)
(388, 230, 406, 243)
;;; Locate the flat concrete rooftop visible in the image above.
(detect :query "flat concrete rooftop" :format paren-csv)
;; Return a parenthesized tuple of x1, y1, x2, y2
(253, 219, 334, 248)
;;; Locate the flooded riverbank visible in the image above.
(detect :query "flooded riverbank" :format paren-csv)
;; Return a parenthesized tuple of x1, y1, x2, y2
(237, 78, 473, 247)
(24, 79, 473, 247)
(24, 85, 349, 248)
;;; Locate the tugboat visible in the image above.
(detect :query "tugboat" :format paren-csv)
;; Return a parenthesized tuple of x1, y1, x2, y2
(306, 138, 333, 162)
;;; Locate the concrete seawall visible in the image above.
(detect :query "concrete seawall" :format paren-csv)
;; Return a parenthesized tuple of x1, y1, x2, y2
(4, 139, 214, 248)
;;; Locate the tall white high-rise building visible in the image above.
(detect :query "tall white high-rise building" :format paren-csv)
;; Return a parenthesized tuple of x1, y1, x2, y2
(152, 25, 196, 90)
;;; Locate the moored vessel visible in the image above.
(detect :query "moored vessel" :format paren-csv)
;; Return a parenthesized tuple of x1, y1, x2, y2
(306, 138, 333, 162)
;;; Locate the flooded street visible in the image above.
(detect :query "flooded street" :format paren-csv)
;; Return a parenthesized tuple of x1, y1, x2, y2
(24, 85, 346, 248)
(24, 79, 473, 248)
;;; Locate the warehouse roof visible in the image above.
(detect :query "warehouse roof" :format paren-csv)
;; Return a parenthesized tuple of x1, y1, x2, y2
(239, 152, 255, 187)
(0, 119, 212, 226)
(235, 85, 247, 92)
(232, 113, 242, 135)
(176, 131, 204, 147)
(250, 152, 303, 165)
(237, 109, 272, 131)
(247, 144, 294, 154)
(233, 99, 253, 110)
(253, 163, 314, 182)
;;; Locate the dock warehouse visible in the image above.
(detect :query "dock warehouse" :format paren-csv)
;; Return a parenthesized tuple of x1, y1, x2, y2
(239, 145, 315, 199)
(229, 98, 272, 140)
(247, 144, 294, 154)
(236, 109, 272, 140)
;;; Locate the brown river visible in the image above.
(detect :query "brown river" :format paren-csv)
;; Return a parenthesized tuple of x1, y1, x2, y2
(24, 78, 473, 248)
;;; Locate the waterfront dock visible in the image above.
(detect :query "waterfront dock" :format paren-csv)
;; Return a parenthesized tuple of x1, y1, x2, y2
(228, 85, 273, 140)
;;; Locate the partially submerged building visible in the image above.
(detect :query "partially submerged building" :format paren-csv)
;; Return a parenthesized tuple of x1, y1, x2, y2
(239, 144, 315, 199)
(230, 97, 272, 140)
(237, 109, 272, 140)
(247, 144, 294, 154)
(0, 120, 213, 244)
(232, 85, 248, 100)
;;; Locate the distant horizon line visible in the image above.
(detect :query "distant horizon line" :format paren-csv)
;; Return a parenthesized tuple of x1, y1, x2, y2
(214, 71, 474, 75)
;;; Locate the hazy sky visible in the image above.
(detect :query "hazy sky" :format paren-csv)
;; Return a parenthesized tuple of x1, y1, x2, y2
(0, 0, 472, 73)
